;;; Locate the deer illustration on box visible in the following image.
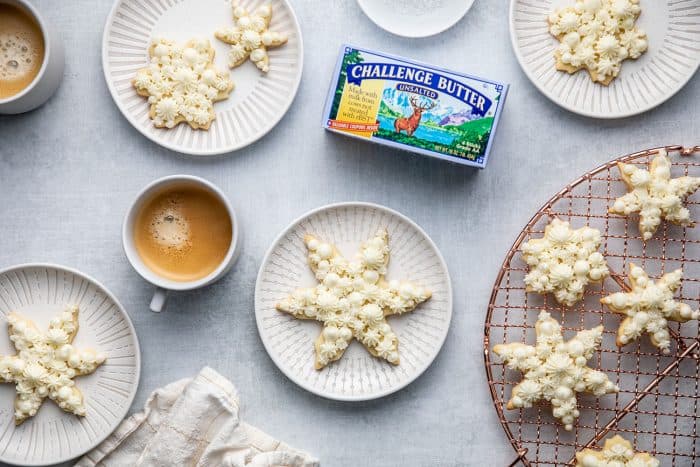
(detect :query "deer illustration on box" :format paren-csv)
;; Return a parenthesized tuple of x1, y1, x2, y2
(394, 96, 436, 136)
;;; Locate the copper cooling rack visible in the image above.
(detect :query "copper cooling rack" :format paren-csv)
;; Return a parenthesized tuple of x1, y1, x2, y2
(484, 145, 700, 466)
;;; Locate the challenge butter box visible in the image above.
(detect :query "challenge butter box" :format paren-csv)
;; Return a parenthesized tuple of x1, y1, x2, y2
(322, 45, 508, 168)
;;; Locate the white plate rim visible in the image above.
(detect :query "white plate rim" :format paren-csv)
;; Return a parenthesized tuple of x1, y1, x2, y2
(0, 262, 141, 466)
(356, 0, 475, 38)
(508, 0, 700, 119)
(101, 0, 305, 156)
(254, 201, 453, 402)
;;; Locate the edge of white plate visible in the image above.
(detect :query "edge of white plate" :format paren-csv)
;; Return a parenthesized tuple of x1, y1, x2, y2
(356, 0, 475, 38)
(508, 0, 700, 119)
(254, 201, 453, 402)
(101, 0, 305, 156)
(0, 262, 141, 466)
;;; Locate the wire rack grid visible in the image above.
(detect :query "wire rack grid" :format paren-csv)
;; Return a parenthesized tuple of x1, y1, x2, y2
(484, 145, 700, 466)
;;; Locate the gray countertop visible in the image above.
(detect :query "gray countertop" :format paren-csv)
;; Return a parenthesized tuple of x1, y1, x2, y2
(0, 1, 698, 466)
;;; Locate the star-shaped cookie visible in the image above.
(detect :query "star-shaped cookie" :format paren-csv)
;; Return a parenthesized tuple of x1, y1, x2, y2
(0, 306, 106, 424)
(493, 311, 619, 431)
(132, 38, 234, 130)
(601, 263, 699, 354)
(575, 435, 660, 467)
(276, 229, 431, 369)
(610, 150, 700, 241)
(215, 3, 288, 73)
(521, 218, 610, 307)
(548, 0, 648, 85)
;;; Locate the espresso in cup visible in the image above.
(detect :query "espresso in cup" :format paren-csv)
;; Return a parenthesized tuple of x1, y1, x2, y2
(133, 184, 232, 282)
(0, 2, 45, 99)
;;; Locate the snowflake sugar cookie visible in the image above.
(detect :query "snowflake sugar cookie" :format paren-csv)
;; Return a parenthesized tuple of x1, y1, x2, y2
(276, 229, 431, 369)
(548, 0, 648, 85)
(215, 3, 288, 73)
(493, 311, 619, 431)
(521, 218, 609, 307)
(610, 150, 700, 241)
(601, 263, 699, 354)
(0, 306, 106, 424)
(575, 435, 660, 467)
(132, 38, 234, 130)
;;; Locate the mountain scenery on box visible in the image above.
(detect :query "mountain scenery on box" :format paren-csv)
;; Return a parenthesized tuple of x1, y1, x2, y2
(375, 86, 498, 160)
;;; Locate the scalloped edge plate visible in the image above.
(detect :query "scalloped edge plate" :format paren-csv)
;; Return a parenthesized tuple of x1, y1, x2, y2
(102, 0, 303, 155)
(0, 263, 140, 466)
(509, 0, 700, 118)
(255, 202, 453, 401)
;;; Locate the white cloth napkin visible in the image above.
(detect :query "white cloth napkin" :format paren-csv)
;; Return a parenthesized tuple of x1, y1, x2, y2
(75, 367, 319, 467)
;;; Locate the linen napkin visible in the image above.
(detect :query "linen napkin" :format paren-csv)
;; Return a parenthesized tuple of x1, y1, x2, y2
(75, 367, 319, 467)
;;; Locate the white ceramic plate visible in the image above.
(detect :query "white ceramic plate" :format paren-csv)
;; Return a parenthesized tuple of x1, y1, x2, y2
(510, 0, 700, 118)
(255, 202, 452, 401)
(0, 264, 140, 466)
(102, 0, 303, 155)
(357, 0, 475, 38)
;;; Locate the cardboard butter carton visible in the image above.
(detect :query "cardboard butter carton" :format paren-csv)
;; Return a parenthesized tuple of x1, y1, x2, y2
(323, 45, 508, 168)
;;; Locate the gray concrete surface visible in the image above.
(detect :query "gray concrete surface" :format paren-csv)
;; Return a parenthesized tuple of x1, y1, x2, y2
(0, 1, 698, 466)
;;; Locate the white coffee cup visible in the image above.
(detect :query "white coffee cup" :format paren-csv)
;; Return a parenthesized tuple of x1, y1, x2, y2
(0, 0, 64, 114)
(122, 175, 241, 312)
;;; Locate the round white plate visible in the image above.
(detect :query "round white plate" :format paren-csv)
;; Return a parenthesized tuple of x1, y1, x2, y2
(510, 0, 700, 118)
(102, 0, 303, 155)
(0, 264, 140, 466)
(357, 0, 475, 38)
(255, 202, 452, 401)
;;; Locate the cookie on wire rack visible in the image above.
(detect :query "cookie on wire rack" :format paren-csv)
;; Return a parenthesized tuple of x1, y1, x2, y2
(575, 435, 659, 467)
(601, 263, 699, 354)
(609, 149, 700, 241)
(521, 218, 609, 307)
(493, 311, 619, 431)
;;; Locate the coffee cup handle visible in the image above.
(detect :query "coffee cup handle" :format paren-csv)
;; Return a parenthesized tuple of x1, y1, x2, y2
(150, 288, 168, 312)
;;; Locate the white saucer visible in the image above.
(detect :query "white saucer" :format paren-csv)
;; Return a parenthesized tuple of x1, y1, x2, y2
(0, 264, 140, 466)
(255, 202, 453, 401)
(357, 0, 475, 38)
(510, 0, 700, 118)
(102, 0, 303, 155)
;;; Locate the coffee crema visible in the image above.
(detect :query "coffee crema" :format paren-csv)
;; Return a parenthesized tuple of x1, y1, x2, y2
(0, 3, 45, 99)
(133, 185, 232, 282)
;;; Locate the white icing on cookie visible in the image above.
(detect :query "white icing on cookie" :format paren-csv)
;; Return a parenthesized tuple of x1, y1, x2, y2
(493, 311, 619, 431)
(575, 435, 660, 467)
(132, 38, 234, 130)
(276, 229, 431, 369)
(548, 0, 647, 84)
(601, 263, 699, 354)
(0, 306, 106, 424)
(215, 3, 288, 72)
(610, 150, 700, 241)
(522, 218, 610, 306)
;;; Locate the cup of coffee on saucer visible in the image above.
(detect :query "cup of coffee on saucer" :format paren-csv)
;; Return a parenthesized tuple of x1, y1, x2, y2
(0, 0, 64, 114)
(123, 175, 241, 312)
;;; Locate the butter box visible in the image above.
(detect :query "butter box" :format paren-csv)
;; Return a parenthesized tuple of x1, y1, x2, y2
(322, 45, 508, 168)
